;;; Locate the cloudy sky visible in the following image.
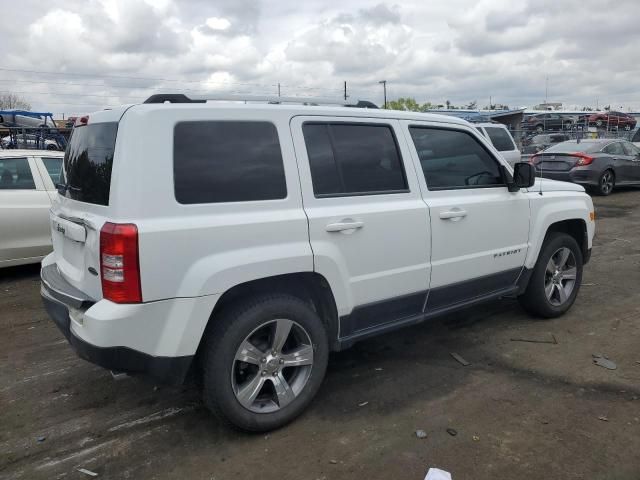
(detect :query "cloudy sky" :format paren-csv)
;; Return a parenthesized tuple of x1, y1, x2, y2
(2, 0, 639, 115)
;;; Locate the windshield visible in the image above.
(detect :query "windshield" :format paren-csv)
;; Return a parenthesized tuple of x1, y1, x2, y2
(544, 141, 601, 154)
(61, 122, 117, 205)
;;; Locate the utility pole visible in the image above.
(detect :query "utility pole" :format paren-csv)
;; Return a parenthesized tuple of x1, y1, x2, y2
(277, 83, 281, 97)
(343, 81, 348, 101)
(545, 76, 548, 104)
(378, 80, 387, 108)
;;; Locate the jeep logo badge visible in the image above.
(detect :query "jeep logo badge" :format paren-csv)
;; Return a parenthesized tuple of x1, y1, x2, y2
(56, 224, 65, 235)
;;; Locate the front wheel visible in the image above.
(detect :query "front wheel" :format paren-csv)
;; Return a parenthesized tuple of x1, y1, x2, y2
(519, 232, 583, 318)
(201, 294, 329, 432)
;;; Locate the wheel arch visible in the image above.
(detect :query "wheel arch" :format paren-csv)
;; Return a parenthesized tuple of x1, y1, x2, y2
(198, 272, 340, 355)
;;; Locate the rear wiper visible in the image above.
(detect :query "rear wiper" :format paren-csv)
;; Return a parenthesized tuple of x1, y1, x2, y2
(55, 182, 82, 194)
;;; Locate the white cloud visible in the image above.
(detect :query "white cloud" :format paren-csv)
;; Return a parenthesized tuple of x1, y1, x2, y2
(2, 0, 640, 114)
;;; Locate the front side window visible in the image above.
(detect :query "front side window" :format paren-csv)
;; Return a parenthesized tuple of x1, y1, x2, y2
(0, 157, 35, 190)
(42, 157, 63, 185)
(174, 121, 286, 204)
(303, 123, 408, 196)
(409, 127, 504, 190)
(485, 127, 516, 151)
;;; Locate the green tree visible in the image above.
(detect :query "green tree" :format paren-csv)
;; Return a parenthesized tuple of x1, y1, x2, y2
(386, 97, 433, 112)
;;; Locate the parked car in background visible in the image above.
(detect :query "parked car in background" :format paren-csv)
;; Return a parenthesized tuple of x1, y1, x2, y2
(0, 150, 64, 267)
(531, 139, 640, 195)
(587, 111, 636, 130)
(41, 94, 595, 432)
(524, 113, 573, 133)
(2, 134, 62, 150)
(630, 128, 640, 147)
(474, 122, 521, 166)
(522, 133, 571, 154)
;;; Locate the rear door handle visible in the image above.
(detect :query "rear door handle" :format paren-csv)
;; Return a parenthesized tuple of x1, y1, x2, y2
(439, 209, 467, 220)
(326, 220, 364, 232)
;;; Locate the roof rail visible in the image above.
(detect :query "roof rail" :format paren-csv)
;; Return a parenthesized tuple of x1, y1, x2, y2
(143, 93, 378, 108)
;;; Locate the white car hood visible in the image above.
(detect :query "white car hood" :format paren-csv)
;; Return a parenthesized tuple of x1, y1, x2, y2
(530, 178, 586, 193)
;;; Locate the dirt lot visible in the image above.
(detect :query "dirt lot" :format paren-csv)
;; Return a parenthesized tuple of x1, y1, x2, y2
(2, 189, 640, 480)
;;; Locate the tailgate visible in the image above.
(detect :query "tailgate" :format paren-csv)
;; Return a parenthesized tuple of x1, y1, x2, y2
(536, 155, 577, 171)
(50, 206, 105, 300)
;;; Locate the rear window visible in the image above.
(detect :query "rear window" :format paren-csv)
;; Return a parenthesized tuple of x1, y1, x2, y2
(174, 121, 286, 204)
(61, 122, 118, 205)
(42, 157, 63, 185)
(544, 141, 601, 154)
(484, 127, 516, 151)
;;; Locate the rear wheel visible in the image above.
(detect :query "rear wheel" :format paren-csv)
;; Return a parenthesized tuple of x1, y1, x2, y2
(519, 232, 583, 318)
(596, 169, 615, 196)
(201, 294, 328, 432)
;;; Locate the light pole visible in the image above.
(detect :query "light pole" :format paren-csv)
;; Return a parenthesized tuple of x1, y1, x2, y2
(379, 80, 387, 108)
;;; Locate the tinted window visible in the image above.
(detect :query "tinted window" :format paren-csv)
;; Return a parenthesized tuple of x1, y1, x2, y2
(62, 122, 117, 205)
(409, 127, 504, 189)
(174, 121, 286, 204)
(485, 127, 516, 151)
(0, 157, 35, 190)
(42, 157, 63, 185)
(303, 123, 407, 196)
(632, 130, 640, 142)
(603, 142, 625, 155)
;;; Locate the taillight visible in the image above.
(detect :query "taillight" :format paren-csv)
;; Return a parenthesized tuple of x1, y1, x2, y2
(74, 115, 89, 127)
(100, 222, 141, 303)
(570, 153, 594, 166)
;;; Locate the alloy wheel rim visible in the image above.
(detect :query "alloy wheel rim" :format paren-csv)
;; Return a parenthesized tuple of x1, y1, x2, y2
(544, 247, 577, 306)
(601, 172, 613, 194)
(231, 319, 314, 413)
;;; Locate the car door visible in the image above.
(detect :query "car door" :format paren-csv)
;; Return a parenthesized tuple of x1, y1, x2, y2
(401, 120, 530, 312)
(291, 116, 431, 339)
(0, 155, 53, 264)
(602, 142, 632, 183)
(622, 142, 640, 182)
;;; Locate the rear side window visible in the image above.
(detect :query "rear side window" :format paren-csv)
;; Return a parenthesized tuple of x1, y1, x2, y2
(409, 127, 504, 190)
(62, 122, 118, 205)
(42, 157, 63, 185)
(603, 142, 625, 155)
(0, 157, 35, 190)
(485, 127, 516, 151)
(302, 123, 408, 196)
(622, 142, 640, 156)
(174, 121, 286, 204)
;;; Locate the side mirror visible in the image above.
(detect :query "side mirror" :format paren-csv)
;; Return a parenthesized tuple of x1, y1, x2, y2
(511, 162, 536, 190)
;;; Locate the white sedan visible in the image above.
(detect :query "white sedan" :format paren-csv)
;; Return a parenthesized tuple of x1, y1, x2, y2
(0, 150, 64, 268)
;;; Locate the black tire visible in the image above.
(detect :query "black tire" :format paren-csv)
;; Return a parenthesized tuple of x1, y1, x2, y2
(519, 232, 583, 318)
(595, 169, 615, 196)
(201, 294, 329, 432)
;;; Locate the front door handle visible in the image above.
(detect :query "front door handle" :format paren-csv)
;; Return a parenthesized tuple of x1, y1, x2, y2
(439, 209, 467, 220)
(326, 220, 364, 233)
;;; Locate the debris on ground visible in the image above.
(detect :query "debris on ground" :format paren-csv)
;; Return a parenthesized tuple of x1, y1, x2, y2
(450, 352, 470, 366)
(77, 468, 98, 477)
(446, 428, 458, 436)
(581, 283, 597, 286)
(424, 467, 452, 480)
(510, 334, 558, 345)
(598, 416, 609, 422)
(36, 436, 46, 443)
(358, 401, 369, 407)
(329, 460, 338, 465)
(415, 429, 428, 439)
(374, 367, 383, 371)
(592, 354, 617, 370)
(472, 435, 480, 441)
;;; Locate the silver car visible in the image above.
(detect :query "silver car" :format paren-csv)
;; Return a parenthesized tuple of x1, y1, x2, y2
(0, 150, 64, 267)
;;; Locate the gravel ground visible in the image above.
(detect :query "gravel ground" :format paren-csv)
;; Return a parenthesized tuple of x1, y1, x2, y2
(1, 189, 640, 480)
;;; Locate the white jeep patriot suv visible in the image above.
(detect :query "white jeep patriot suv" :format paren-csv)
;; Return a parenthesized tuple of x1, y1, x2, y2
(41, 94, 595, 431)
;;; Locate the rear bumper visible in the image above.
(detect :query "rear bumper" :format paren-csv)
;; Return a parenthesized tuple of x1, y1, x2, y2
(535, 168, 600, 186)
(40, 264, 194, 385)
